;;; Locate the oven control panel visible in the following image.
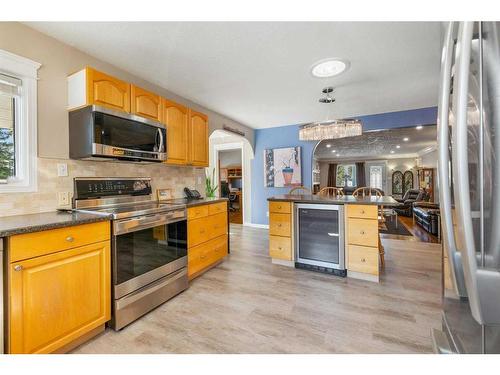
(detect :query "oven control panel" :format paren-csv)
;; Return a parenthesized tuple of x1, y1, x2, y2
(74, 178, 152, 199)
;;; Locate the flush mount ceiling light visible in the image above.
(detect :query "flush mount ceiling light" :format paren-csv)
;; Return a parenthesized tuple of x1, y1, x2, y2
(403, 137, 409, 142)
(326, 144, 331, 148)
(311, 58, 350, 78)
(390, 150, 395, 154)
(396, 145, 401, 149)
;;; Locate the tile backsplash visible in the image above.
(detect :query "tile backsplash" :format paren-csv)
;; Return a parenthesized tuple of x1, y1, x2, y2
(0, 158, 206, 217)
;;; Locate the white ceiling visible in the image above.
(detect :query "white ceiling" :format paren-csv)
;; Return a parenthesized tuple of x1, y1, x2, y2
(26, 22, 442, 129)
(314, 125, 437, 161)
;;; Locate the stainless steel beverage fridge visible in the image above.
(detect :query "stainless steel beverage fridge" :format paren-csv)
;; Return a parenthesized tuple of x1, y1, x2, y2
(433, 21, 500, 353)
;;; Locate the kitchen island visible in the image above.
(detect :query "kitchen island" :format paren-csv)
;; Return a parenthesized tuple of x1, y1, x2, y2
(267, 194, 400, 282)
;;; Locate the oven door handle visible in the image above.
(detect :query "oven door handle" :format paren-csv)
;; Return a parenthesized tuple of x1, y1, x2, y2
(114, 211, 185, 235)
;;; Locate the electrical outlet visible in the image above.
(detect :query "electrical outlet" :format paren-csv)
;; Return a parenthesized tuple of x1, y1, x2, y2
(57, 192, 70, 207)
(57, 163, 68, 177)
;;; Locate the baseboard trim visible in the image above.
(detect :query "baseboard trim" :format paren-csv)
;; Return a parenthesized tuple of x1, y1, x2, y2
(347, 270, 379, 283)
(272, 258, 294, 267)
(243, 222, 269, 229)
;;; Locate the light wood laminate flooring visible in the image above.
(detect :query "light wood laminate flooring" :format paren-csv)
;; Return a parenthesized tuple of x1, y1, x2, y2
(73, 224, 442, 354)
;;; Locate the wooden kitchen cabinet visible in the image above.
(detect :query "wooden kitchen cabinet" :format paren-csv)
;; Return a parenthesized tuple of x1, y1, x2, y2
(188, 110, 209, 167)
(131, 85, 162, 122)
(345, 204, 380, 282)
(162, 99, 189, 165)
(7, 222, 111, 354)
(187, 201, 228, 279)
(68, 67, 131, 113)
(268, 201, 294, 263)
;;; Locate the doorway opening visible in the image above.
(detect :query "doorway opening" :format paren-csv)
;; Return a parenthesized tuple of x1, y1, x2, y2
(209, 129, 254, 228)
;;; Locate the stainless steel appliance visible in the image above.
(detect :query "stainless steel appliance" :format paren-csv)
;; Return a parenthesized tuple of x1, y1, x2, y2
(69, 105, 166, 162)
(73, 178, 188, 330)
(294, 203, 346, 276)
(433, 21, 500, 353)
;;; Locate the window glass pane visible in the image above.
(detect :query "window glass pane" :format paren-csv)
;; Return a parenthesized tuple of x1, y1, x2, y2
(370, 166, 383, 190)
(0, 94, 15, 181)
(336, 164, 356, 187)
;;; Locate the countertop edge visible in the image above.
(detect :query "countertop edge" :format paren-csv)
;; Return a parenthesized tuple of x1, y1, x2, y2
(0, 214, 112, 238)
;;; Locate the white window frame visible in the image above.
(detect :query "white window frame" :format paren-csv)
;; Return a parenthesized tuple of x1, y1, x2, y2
(336, 164, 356, 187)
(0, 49, 41, 193)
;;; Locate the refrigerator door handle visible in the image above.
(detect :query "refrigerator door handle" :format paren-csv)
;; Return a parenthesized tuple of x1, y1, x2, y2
(437, 21, 467, 298)
(453, 21, 500, 325)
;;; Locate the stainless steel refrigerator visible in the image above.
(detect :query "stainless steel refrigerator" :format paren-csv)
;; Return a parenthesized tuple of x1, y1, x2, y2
(432, 21, 500, 354)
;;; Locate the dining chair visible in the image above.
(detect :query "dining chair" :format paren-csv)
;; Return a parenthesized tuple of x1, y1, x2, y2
(318, 187, 345, 197)
(289, 186, 311, 195)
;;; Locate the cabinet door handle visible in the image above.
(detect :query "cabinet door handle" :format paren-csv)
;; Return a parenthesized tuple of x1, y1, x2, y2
(200, 229, 205, 234)
(361, 258, 366, 263)
(360, 230, 365, 235)
(278, 246, 282, 250)
(361, 210, 365, 214)
(14, 265, 23, 271)
(277, 224, 282, 227)
(66, 236, 74, 242)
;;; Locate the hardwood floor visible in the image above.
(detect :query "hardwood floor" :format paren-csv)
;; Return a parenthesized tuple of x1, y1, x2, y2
(380, 215, 440, 243)
(73, 224, 442, 354)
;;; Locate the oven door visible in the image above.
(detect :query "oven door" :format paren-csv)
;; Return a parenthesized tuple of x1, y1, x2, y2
(113, 211, 187, 299)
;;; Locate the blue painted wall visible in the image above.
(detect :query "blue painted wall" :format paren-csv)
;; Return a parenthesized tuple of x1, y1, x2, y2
(251, 106, 438, 225)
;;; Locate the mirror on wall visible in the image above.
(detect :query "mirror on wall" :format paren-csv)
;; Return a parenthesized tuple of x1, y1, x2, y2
(311, 125, 438, 200)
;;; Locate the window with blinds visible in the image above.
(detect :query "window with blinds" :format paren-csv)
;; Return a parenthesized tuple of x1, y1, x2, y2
(0, 73, 20, 182)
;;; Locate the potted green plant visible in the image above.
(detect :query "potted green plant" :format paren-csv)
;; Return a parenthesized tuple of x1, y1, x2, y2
(205, 168, 218, 198)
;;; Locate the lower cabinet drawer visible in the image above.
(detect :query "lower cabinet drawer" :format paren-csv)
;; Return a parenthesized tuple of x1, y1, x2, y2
(348, 245, 379, 275)
(187, 205, 209, 220)
(9, 221, 110, 263)
(208, 201, 227, 216)
(188, 235, 228, 277)
(188, 212, 228, 247)
(269, 213, 291, 237)
(347, 218, 379, 247)
(269, 235, 292, 261)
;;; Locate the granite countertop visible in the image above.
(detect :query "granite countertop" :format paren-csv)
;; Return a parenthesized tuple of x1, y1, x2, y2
(0, 211, 112, 238)
(268, 194, 400, 206)
(164, 197, 229, 207)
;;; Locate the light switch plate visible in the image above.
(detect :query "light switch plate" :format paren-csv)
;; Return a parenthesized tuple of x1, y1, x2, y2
(57, 163, 68, 177)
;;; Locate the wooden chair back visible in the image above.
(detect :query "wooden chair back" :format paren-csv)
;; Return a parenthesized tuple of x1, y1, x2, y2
(318, 187, 345, 197)
(353, 187, 383, 198)
(289, 186, 311, 195)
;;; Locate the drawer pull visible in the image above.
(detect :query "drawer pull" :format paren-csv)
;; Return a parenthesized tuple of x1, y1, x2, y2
(200, 229, 206, 234)
(277, 224, 282, 227)
(278, 246, 282, 250)
(361, 258, 366, 263)
(66, 236, 74, 242)
(200, 254, 207, 259)
(278, 205, 282, 209)
(360, 230, 365, 235)
(14, 265, 23, 272)
(361, 210, 365, 214)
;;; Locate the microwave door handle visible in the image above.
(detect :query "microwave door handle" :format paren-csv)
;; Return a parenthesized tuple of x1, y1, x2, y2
(454, 21, 500, 325)
(158, 128, 165, 153)
(438, 21, 467, 298)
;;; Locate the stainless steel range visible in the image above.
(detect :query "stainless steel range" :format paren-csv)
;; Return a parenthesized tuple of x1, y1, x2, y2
(73, 177, 188, 330)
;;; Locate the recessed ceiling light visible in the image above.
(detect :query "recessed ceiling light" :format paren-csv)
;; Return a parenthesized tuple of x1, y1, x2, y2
(416, 125, 423, 130)
(326, 144, 331, 148)
(390, 150, 395, 154)
(331, 149, 336, 153)
(396, 145, 401, 149)
(403, 137, 409, 142)
(311, 58, 350, 78)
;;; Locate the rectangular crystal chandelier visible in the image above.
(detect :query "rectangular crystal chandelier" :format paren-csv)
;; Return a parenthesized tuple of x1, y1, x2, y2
(299, 119, 363, 141)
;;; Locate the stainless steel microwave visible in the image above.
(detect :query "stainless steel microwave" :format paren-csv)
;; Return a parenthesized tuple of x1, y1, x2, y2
(69, 105, 167, 162)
